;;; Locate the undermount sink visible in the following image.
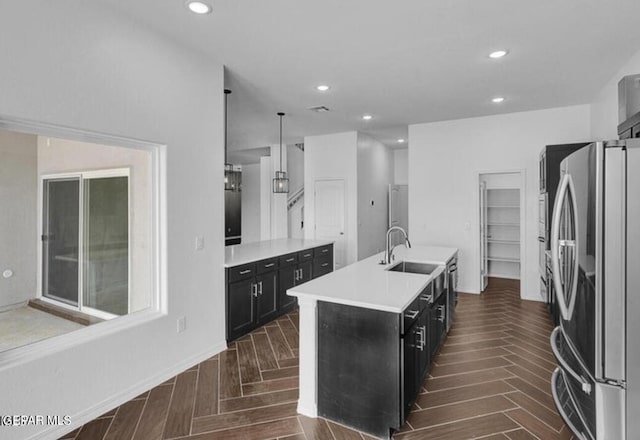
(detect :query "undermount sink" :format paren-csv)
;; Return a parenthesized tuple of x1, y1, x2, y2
(386, 261, 439, 275)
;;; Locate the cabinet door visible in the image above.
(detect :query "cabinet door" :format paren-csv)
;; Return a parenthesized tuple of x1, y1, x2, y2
(298, 260, 313, 283)
(256, 271, 278, 325)
(416, 311, 429, 385)
(313, 255, 333, 278)
(278, 265, 297, 312)
(436, 294, 447, 349)
(429, 304, 439, 358)
(402, 326, 417, 421)
(228, 278, 255, 341)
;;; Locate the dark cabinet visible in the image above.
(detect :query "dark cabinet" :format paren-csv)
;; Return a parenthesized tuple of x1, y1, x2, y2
(226, 259, 278, 341)
(277, 251, 314, 313)
(429, 292, 447, 358)
(256, 271, 278, 323)
(226, 244, 334, 341)
(227, 277, 255, 340)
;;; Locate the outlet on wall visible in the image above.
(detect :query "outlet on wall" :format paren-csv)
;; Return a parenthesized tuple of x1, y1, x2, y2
(177, 316, 187, 333)
(195, 236, 205, 251)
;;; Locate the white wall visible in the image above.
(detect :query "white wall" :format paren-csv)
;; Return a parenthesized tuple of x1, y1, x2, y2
(287, 144, 304, 194)
(0, 3, 225, 439)
(394, 148, 409, 185)
(408, 105, 591, 300)
(357, 133, 394, 259)
(260, 156, 271, 240)
(0, 131, 37, 310)
(591, 49, 640, 140)
(37, 136, 152, 313)
(241, 163, 261, 244)
(304, 132, 359, 265)
(287, 144, 305, 239)
(270, 145, 288, 239)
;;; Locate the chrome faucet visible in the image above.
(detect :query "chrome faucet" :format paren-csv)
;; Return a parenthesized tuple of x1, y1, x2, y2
(383, 226, 411, 264)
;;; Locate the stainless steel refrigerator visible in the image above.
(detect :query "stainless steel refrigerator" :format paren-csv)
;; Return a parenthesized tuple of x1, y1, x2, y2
(549, 139, 639, 439)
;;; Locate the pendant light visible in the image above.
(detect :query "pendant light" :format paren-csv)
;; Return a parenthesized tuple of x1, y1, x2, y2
(224, 89, 240, 191)
(272, 112, 289, 193)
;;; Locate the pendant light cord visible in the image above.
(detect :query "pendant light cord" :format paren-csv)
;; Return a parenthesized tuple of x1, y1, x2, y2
(224, 89, 231, 164)
(278, 112, 285, 172)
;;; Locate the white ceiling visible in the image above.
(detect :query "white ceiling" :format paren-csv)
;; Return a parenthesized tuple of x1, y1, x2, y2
(100, 0, 640, 150)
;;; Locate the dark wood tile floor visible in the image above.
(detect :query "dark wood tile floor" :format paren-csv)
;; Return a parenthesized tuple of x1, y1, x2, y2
(61, 278, 576, 440)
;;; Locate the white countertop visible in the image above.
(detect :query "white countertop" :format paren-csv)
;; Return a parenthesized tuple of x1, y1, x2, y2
(288, 245, 457, 313)
(225, 238, 334, 268)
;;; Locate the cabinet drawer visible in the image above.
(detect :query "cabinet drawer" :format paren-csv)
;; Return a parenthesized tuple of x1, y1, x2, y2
(256, 258, 278, 274)
(279, 253, 298, 266)
(298, 249, 314, 262)
(402, 295, 422, 334)
(314, 244, 333, 258)
(313, 255, 333, 278)
(228, 263, 257, 283)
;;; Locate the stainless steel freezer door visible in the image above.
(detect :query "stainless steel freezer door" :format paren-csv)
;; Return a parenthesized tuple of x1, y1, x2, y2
(553, 143, 598, 377)
(603, 145, 625, 383)
(625, 140, 640, 439)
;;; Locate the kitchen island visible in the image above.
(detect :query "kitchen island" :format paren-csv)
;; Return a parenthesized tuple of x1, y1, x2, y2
(288, 245, 458, 439)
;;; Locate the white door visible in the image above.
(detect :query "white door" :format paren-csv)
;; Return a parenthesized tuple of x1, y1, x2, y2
(314, 179, 346, 269)
(479, 181, 488, 291)
(388, 184, 409, 247)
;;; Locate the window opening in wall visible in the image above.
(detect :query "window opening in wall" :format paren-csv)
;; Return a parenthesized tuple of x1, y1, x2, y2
(0, 123, 161, 354)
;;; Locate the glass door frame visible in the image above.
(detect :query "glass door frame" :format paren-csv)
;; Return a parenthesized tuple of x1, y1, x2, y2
(40, 168, 131, 320)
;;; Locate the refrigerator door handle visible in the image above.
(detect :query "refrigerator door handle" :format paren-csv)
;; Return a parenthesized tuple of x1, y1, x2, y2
(550, 327, 592, 395)
(551, 173, 579, 321)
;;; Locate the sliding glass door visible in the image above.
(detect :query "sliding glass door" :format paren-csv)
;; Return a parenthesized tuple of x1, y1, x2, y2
(43, 178, 80, 306)
(42, 171, 129, 318)
(83, 176, 129, 316)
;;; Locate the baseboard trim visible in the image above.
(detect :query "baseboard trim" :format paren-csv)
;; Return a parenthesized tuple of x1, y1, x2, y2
(297, 402, 317, 418)
(32, 341, 227, 440)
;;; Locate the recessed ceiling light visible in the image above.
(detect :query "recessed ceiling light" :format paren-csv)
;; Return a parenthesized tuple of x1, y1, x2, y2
(397, 139, 405, 143)
(362, 114, 373, 121)
(186, 1, 212, 14)
(489, 50, 508, 59)
(316, 85, 330, 92)
(492, 97, 505, 103)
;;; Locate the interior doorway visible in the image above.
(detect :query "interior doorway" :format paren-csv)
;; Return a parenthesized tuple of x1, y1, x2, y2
(314, 179, 346, 269)
(479, 171, 524, 294)
(388, 184, 408, 247)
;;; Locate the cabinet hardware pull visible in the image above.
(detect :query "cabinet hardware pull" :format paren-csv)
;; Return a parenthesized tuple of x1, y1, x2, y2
(405, 310, 419, 319)
(264, 263, 275, 268)
(240, 269, 252, 275)
(294, 269, 299, 281)
(438, 305, 446, 322)
(321, 263, 329, 267)
(322, 249, 328, 253)
(418, 325, 426, 351)
(252, 283, 258, 297)
(258, 281, 263, 295)
(420, 294, 432, 302)
(299, 268, 303, 279)
(286, 258, 295, 262)
(304, 253, 311, 257)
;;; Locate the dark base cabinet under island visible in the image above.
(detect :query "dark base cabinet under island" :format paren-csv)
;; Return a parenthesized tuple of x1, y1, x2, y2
(225, 243, 333, 342)
(318, 271, 447, 439)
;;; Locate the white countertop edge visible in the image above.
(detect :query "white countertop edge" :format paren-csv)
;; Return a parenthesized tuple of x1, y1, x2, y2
(288, 259, 448, 313)
(224, 238, 334, 268)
